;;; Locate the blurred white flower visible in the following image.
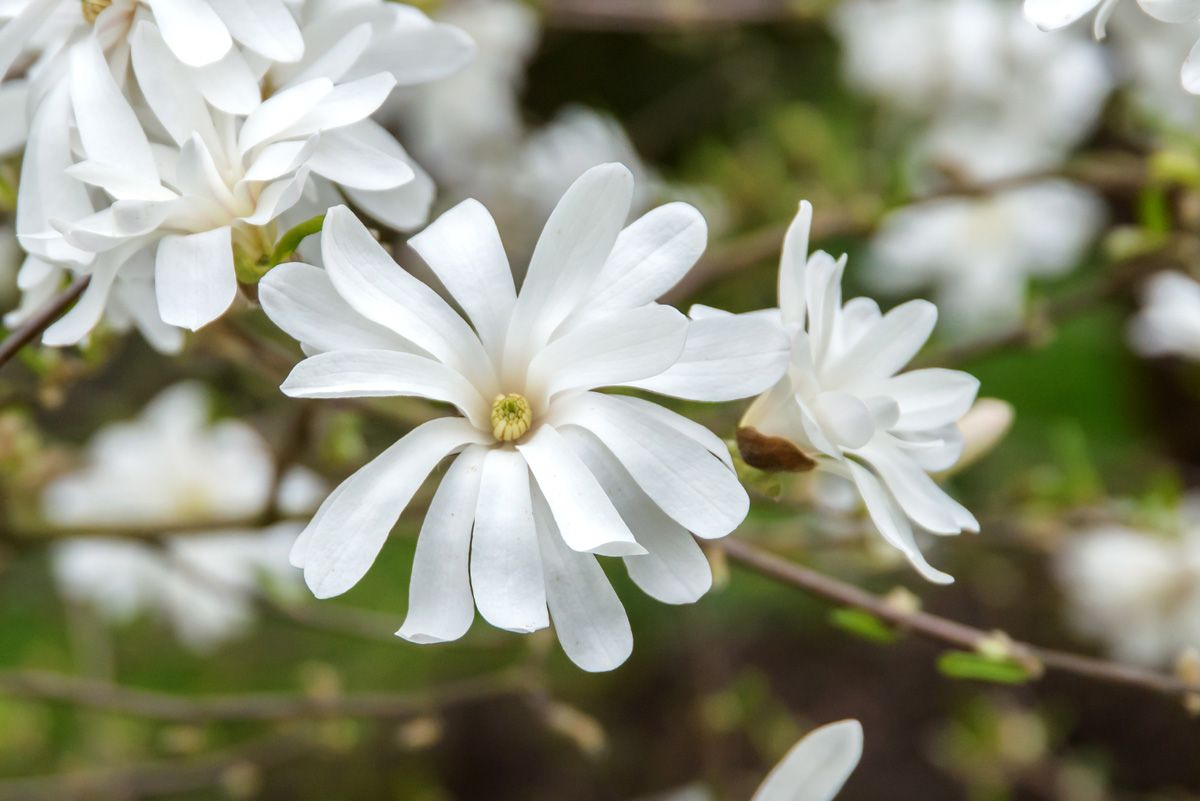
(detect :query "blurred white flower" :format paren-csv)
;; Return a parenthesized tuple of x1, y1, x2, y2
(1057, 516, 1200, 666)
(260, 165, 788, 671)
(647, 720, 863, 801)
(1128, 271, 1200, 360)
(44, 382, 325, 652)
(1026, 0, 1200, 94)
(402, 0, 539, 180)
(834, 0, 1112, 182)
(865, 181, 1105, 334)
(1108, 5, 1200, 129)
(736, 202, 980, 583)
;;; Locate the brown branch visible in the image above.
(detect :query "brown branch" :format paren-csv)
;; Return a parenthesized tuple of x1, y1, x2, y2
(0, 275, 91, 370)
(719, 537, 1196, 701)
(0, 668, 531, 724)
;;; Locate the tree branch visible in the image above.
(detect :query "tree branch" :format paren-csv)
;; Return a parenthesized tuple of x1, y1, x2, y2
(0, 668, 531, 724)
(718, 537, 1198, 703)
(0, 275, 91, 370)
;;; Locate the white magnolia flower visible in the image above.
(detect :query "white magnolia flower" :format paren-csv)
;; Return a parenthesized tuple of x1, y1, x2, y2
(1027, 0, 1200, 94)
(1109, 6, 1200, 129)
(1026, 0, 1200, 93)
(19, 27, 419, 349)
(259, 165, 789, 671)
(647, 720, 863, 801)
(834, 0, 1112, 182)
(1057, 516, 1200, 667)
(865, 181, 1105, 334)
(737, 202, 980, 583)
(44, 382, 325, 651)
(1128, 271, 1200, 360)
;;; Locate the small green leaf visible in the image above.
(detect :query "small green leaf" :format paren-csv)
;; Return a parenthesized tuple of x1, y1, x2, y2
(829, 608, 898, 644)
(937, 651, 1034, 685)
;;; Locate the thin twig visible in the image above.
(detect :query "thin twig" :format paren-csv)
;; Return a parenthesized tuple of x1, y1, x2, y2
(719, 537, 1196, 701)
(0, 668, 531, 723)
(0, 275, 91, 369)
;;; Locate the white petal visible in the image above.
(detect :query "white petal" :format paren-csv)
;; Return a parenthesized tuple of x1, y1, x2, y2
(193, 46, 262, 114)
(300, 417, 487, 598)
(611, 395, 734, 470)
(1184, 37, 1200, 94)
(321, 205, 493, 383)
(131, 22, 218, 149)
(526, 305, 688, 402)
(532, 486, 633, 672)
(259, 261, 415, 354)
(779, 201, 812, 326)
(846, 461, 954, 585)
(154, 227, 236, 331)
(552, 393, 748, 540)
(284, 22, 373, 87)
(506, 164, 634, 366)
(825, 300, 937, 387)
(397, 447, 485, 644)
(281, 349, 489, 426)
(408, 199, 515, 360)
(587, 202, 708, 311)
(856, 441, 975, 535)
(306, 127, 414, 190)
(241, 169, 311, 225)
(1023, 0, 1102, 30)
(42, 259, 121, 347)
(0, 0, 58, 80)
(804, 251, 845, 366)
(355, 16, 475, 86)
(243, 138, 318, 183)
(334, 123, 433, 231)
(207, 0, 304, 63)
(69, 39, 160, 189)
(516, 425, 645, 557)
(1138, 0, 1200, 23)
(566, 428, 711, 605)
(0, 81, 28, 156)
(470, 447, 549, 633)
(238, 77, 333, 156)
(879, 369, 980, 431)
(282, 72, 397, 139)
(145, 0, 233, 67)
(812, 391, 874, 450)
(625, 313, 790, 402)
(17, 85, 94, 265)
(751, 720, 863, 801)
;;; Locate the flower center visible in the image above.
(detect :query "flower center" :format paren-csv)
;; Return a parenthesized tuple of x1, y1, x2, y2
(490, 393, 532, 442)
(81, 0, 112, 23)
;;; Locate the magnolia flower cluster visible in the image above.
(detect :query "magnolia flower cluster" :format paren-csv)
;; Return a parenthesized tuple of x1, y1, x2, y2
(258, 166, 981, 669)
(45, 383, 324, 651)
(832, 0, 1109, 336)
(0, 0, 473, 351)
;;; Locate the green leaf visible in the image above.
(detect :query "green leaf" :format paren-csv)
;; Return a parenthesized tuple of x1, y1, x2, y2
(829, 608, 898, 644)
(937, 651, 1035, 685)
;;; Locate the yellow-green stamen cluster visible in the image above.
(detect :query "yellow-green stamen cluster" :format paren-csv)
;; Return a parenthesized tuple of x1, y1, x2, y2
(82, 0, 111, 23)
(491, 393, 532, 442)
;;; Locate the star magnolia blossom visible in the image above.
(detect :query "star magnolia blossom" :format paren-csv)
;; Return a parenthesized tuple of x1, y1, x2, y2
(259, 164, 789, 671)
(44, 382, 325, 651)
(651, 720, 863, 801)
(1025, 0, 1200, 93)
(866, 181, 1104, 334)
(1057, 515, 1200, 667)
(20, 26, 419, 348)
(735, 202, 980, 584)
(1128, 271, 1200, 360)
